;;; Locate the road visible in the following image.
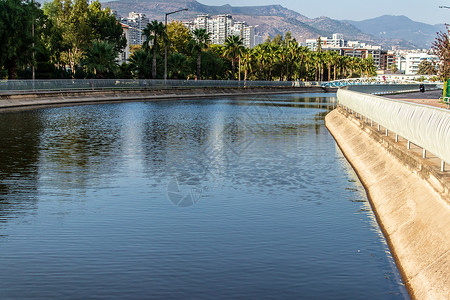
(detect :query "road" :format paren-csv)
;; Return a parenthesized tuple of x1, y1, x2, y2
(385, 89, 448, 109)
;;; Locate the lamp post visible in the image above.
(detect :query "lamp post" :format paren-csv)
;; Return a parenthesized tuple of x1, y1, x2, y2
(164, 8, 188, 80)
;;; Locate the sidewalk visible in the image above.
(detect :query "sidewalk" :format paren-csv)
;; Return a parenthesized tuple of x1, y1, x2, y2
(384, 89, 448, 109)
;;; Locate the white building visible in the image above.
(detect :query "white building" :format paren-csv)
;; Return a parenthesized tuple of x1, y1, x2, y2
(118, 23, 131, 64)
(405, 52, 438, 75)
(120, 12, 149, 45)
(186, 15, 261, 48)
(306, 33, 345, 50)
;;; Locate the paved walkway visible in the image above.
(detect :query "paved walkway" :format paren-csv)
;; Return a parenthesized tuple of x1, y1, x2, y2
(385, 90, 448, 109)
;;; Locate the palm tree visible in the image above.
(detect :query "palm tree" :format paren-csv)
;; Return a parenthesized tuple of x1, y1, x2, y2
(348, 56, 359, 78)
(331, 52, 340, 81)
(223, 35, 244, 80)
(278, 43, 289, 81)
(82, 40, 118, 78)
(129, 49, 152, 79)
(167, 52, 187, 79)
(253, 44, 268, 80)
(266, 43, 280, 80)
(302, 51, 314, 81)
(324, 51, 340, 82)
(240, 47, 253, 81)
(142, 20, 166, 79)
(191, 28, 211, 80)
(286, 40, 302, 81)
(362, 56, 376, 78)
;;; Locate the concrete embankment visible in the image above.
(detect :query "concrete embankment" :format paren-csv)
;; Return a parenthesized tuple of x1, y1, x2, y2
(0, 86, 335, 110)
(325, 108, 450, 300)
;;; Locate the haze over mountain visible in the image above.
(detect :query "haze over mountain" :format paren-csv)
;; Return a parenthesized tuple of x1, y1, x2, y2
(345, 15, 445, 49)
(103, 0, 439, 49)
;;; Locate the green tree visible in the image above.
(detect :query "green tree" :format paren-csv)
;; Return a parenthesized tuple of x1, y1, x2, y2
(272, 34, 283, 45)
(240, 47, 253, 81)
(142, 20, 165, 79)
(167, 52, 188, 79)
(81, 40, 118, 78)
(361, 56, 376, 78)
(88, 1, 126, 53)
(65, 0, 92, 75)
(191, 28, 211, 80)
(253, 44, 269, 80)
(129, 49, 152, 79)
(417, 60, 437, 75)
(223, 35, 244, 80)
(316, 36, 323, 52)
(0, 0, 40, 78)
(166, 20, 192, 55)
(390, 64, 399, 74)
(198, 51, 228, 80)
(432, 27, 450, 80)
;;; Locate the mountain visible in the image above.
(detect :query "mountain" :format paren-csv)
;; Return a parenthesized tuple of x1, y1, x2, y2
(345, 15, 443, 49)
(102, 0, 422, 49)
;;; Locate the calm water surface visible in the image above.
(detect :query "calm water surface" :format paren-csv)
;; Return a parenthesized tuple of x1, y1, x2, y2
(0, 93, 408, 299)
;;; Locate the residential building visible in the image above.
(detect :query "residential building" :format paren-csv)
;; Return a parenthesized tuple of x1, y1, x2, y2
(380, 51, 396, 71)
(405, 52, 438, 75)
(306, 33, 397, 70)
(305, 33, 345, 50)
(186, 15, 262, 48)
(118, 23, 131, 64)
(120, 12, 149, 45)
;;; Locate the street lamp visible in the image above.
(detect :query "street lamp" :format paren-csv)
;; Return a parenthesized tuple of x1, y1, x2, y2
(164, 8, 188, 80)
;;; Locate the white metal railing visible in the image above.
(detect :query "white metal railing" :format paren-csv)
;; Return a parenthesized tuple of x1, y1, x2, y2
(0, 79, 322, 93)
(337, 89, 450, 171)
(344, 84, 439, 95)
(440, 97, 450, 109)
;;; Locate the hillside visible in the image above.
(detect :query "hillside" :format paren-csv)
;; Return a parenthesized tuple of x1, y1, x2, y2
(104, 0, 374, 41)
(103, 0, 428, 49)
(345, 15, 442, 49)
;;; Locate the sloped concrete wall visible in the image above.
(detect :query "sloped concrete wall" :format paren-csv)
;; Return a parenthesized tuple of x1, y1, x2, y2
(326, 108, 450, 300)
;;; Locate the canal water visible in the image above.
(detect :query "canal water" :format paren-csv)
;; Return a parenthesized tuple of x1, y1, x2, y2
(0, 93, 408, 299)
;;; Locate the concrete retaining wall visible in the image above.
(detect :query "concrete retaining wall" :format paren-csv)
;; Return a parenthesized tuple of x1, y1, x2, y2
(325, 108, 450, 300)
(0, 87, 335, 110)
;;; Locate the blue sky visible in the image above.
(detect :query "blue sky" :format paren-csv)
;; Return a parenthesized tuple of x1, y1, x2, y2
(198, 0, 450, 25)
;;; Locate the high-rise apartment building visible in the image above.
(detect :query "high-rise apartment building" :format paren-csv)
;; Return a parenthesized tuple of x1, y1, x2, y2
(120, 12, 149, 45)
(186, 15, 262, 48)
(305, 34, 396, 70)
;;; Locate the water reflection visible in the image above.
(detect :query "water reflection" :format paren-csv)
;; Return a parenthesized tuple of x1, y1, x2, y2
(0, 93, 408, 299)
(0, 111, 41, 225)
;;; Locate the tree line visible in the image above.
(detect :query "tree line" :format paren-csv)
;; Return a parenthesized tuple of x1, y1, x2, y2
(0, 0, 377, 80)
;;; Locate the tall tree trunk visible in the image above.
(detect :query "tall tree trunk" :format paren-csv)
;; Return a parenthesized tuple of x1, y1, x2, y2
(197, 49, 201, 80)
(231, 59, 235, 80)
(315, 63, 318, 81)
(5, 59, 17, 79)
(152, 48, 157, 79)
(286, 63, 289, 81)
(328, 63, 331, 81)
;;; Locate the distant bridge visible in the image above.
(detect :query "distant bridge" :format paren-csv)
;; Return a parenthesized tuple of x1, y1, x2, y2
(321, 77, 421, 88)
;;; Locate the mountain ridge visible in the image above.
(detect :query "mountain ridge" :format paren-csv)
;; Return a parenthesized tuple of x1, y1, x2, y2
(103, 0, 435, 49)
(344, 15, 443, 49)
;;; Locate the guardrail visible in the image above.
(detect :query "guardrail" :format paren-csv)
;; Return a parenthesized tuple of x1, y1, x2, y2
(440, 97, 450, 109)
(344, 84, 439, 95)
(0, 79, 323, 93)
(337, 89, 450, 171)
